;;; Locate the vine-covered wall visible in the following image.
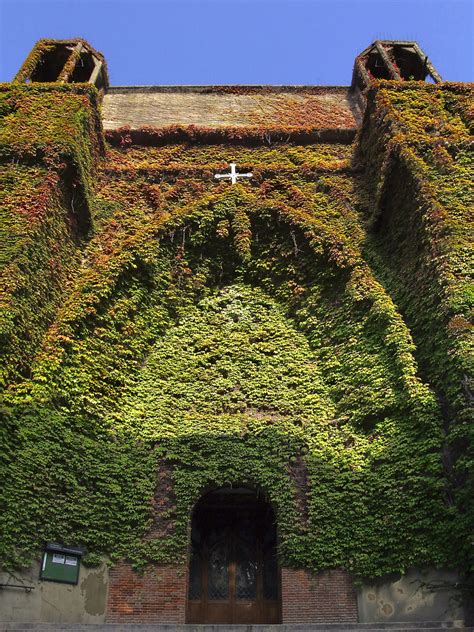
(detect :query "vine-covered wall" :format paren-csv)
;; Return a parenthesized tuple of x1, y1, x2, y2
(0, 78, 472, 600)
(357, 81, 473, 577)
(0, 84, 102, 387)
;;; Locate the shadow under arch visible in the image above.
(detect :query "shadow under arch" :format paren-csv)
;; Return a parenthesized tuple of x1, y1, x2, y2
(186, 485, 281, 624)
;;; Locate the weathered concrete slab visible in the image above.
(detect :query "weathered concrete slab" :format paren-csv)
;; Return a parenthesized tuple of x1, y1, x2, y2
(0, 561, 108, 624)
(357, 569, 465, 623)
(101, 86, 360, 131)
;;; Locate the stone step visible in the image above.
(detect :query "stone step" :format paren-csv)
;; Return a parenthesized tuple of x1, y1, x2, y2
(0, 624, 472, 632)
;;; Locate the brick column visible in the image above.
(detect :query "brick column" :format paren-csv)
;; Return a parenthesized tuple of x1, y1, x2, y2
(282, 567, 358, 623)
(106, 562, 186, 623)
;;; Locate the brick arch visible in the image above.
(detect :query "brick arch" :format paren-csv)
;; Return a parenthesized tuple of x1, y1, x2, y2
(107, 484, 357, 626)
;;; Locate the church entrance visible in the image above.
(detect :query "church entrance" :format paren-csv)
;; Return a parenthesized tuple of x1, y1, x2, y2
(186, 487, 281, 624)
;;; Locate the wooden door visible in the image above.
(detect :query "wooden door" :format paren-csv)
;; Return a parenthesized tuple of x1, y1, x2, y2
(186, 495, 280, 624)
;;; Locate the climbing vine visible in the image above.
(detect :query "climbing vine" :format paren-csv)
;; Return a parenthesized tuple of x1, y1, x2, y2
(0, 81, 471, 592)
(356, 81, 473, 576)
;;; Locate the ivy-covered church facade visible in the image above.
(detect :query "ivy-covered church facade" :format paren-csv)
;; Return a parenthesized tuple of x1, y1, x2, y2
(0, 39, 472, 626)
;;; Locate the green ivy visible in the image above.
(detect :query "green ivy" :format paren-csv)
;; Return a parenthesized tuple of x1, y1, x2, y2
(0, 82, 471, 590)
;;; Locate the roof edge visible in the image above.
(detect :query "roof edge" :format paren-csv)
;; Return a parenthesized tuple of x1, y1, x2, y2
(105, 85, 352, 94)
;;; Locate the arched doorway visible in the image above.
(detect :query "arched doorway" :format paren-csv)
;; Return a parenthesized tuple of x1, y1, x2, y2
(186, 487, 281, 624)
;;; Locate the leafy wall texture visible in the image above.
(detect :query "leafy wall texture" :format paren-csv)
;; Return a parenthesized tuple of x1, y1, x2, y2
(0, 80, 472, 601)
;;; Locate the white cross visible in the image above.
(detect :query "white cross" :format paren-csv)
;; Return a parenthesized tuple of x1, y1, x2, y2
(214, 162, 253, 185)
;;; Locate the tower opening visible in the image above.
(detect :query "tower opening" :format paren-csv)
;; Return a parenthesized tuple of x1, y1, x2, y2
(365, 50, 392, 79)
(186, 487, 281, 624)
(391, 45, 428, 80)
(30, 44, 71, 82)
(70, 51, 96, 83)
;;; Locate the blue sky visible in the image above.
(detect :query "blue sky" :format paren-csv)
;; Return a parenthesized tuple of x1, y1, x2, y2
(0, 0, 472, 85)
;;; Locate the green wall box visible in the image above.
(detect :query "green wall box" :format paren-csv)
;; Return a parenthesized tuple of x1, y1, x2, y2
(40, 543, 83, 584)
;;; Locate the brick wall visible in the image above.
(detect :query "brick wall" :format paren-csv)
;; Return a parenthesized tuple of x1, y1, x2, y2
(281, 567, 358, 623)
(107, 563, 357, 624)
(106, 562, 186, 623)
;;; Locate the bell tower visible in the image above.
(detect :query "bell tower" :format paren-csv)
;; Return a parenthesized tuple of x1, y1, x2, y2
(14, 38, 108, 91)
(351, 40, 442, 108)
